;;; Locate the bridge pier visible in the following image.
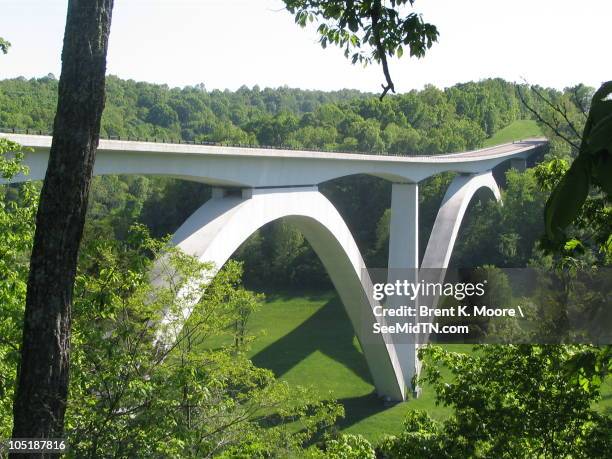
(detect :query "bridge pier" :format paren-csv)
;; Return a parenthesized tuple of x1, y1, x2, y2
(510, 157, 527, 172)
(387, 183, 420, 396)
(385, 172, 503, 398)
(388, 183, 419, 270)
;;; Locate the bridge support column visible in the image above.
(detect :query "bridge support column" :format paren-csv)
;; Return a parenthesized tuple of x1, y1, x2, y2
(510, 157, 527, 172)
(387, 183, 420, 397)
(388, 183, 419, 270)
(211, 187, 253, 199)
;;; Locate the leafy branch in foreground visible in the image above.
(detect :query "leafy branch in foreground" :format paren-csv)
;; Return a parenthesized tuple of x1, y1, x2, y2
(375, 345, 611, 458)
(519, 82, 612, 248)
(65, 231, 343, 458)
(0, 37, 10, 54)
(284, 0, 438, 99)
(0, 139, 37, 439)
(544, 83, 612, 244)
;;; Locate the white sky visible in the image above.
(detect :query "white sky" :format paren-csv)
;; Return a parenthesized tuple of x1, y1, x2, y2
(0, 0, 610, 93)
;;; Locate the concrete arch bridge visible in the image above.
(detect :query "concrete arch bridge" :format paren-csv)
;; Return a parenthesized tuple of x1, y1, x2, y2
(0, 133, 546, 401)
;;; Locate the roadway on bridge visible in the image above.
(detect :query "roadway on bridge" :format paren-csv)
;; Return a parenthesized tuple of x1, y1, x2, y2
(1, 132, 546, 162)
(0, 133, 548, 187)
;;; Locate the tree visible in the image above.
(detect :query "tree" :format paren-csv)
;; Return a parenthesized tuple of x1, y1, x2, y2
(65, 233, 341, 458)
(321, 434, 376, 458)
(377, 345, 612, 458)
(542, 82, 611, 246)
(146, 103, 179, 129)
(12, 0, 439, 441)
(0, 37, 10, 54)
(518, 83, 611, 386)
(0, 140, 37, 440)
(285, 0, 438, 99)
(0, 205, 343, 456)
(518, 82, 611, 252)
(12, 0, 115, 441)
(230, 287, 263, 352)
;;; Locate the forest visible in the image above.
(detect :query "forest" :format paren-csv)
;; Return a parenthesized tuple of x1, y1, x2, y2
(0, 76, 570, 286)
(1, 76, 610, 457)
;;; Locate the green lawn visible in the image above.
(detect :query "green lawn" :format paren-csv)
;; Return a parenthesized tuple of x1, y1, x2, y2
(246, 292, 462, 441)
(245, 292, 612, 442)
(483, 119, 543, 147)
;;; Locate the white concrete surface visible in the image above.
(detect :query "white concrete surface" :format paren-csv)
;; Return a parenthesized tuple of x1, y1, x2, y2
(388, 183, 419, 272)
(386, 183, 420, 392)
(155, 186, 407, 400)
(421, 171, 501, 270)
(0, 133, 546, 186)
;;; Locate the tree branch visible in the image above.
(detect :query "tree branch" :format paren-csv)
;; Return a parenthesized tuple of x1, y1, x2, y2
(531, 85, 583, 141)
(517, 85, 581, 151)
(370, 1, 395, 100)
(572, 86, 589, 120)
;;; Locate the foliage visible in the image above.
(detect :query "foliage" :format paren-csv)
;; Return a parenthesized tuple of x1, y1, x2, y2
(518, 83, 611, 262)
(230, 288, 264, 352)
(543, 171, 611, 264)
(452, 167, 548, 268)
(461, 266, 513, 340)
(0, 139, 37, 439)
(321, 434, 376, 458)
(543, 82, 612, 246)
(284, 0, 438, 99)
(65, 232, 343, 458)
(522, 82, 611, 400)
(0, 37, 10, 54)
(0, 76, 529, 154)
(377, 411, 452, 458)
(389, 345, 612, 458)
(566, 346, 612, 393)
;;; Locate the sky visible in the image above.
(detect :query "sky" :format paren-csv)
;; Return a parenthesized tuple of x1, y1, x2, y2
(0, 0, 610, 93)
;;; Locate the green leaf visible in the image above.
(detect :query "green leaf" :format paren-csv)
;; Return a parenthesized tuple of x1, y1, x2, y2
(592, 150, 612, 195)
(580, 81, 612, 153)
(544, 154, 590, 241)
(583, 112, 612, 157)
(563, 238, 584, 253)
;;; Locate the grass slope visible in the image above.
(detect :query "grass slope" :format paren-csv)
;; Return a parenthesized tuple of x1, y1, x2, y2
(246, 292, 612, 442)
(483, 119, 543, 147)
(247, 292, 459, 441)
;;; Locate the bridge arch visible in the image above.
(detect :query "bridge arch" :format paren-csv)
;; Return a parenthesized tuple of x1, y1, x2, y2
(421, 171, 501, 270)
(158, 186, 407, 401)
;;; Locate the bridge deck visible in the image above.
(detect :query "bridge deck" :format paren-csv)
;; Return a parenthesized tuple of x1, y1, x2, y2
(2, 133, 546, 162)
(0, 133, 548, 187)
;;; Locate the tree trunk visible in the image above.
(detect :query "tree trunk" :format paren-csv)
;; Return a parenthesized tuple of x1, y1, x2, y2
(11, 0, 114, 447)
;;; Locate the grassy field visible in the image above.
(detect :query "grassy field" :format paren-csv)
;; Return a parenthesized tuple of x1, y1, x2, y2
(247, 292, 453, 442)
(483, 119, 543, 147)
(244, 292, 612, 442)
